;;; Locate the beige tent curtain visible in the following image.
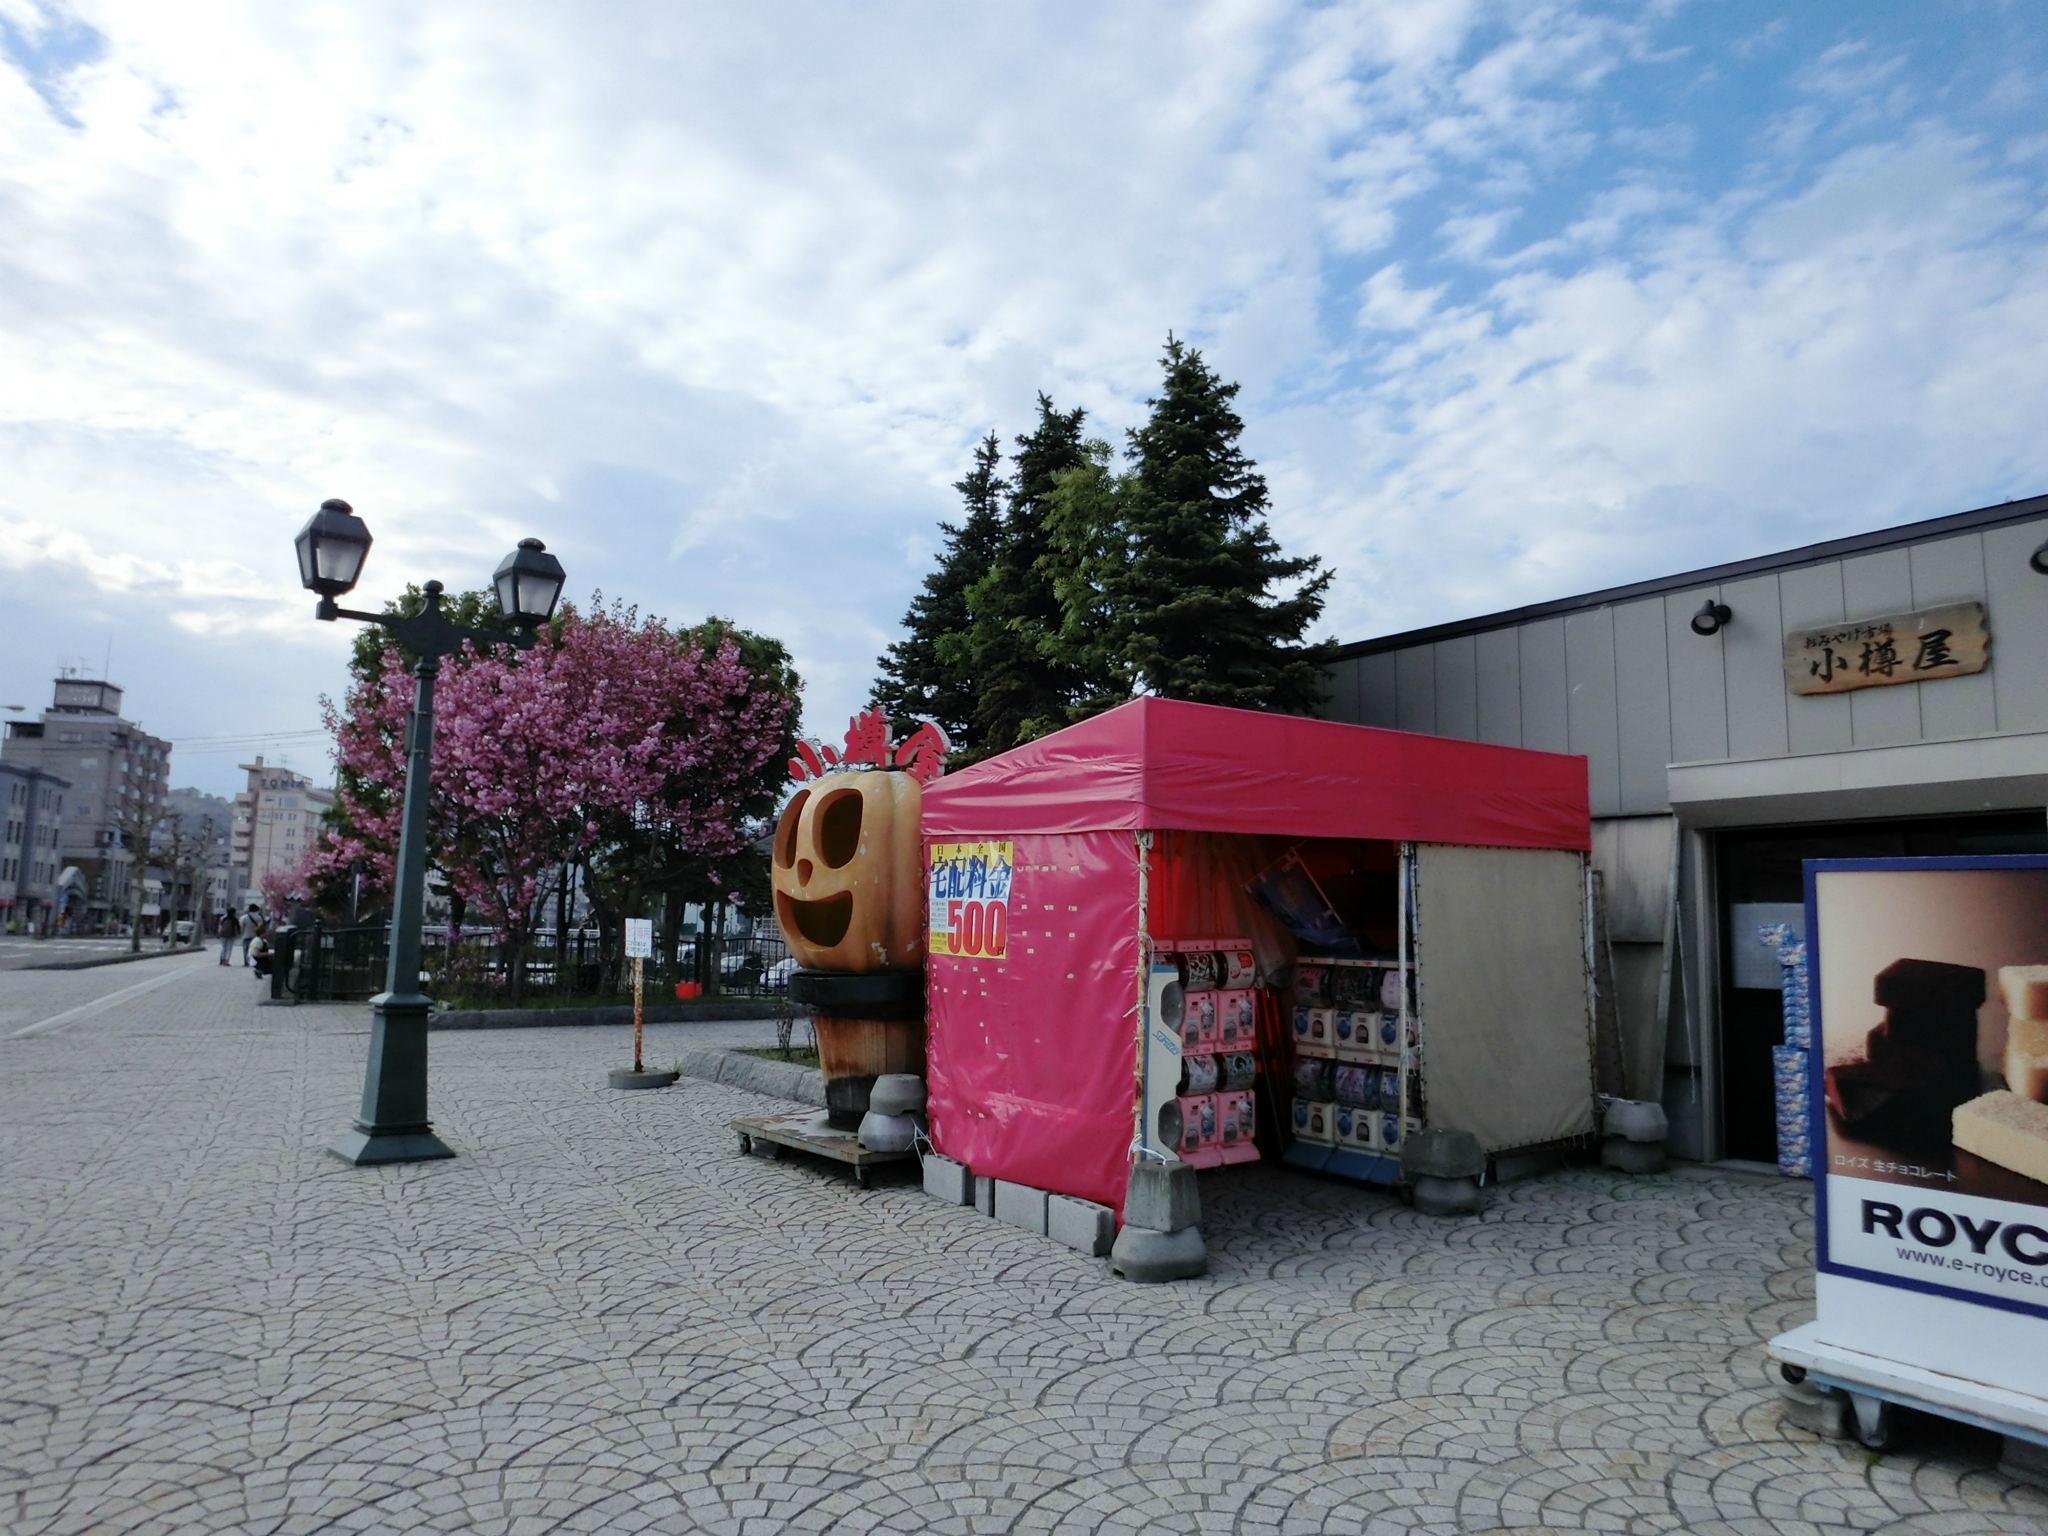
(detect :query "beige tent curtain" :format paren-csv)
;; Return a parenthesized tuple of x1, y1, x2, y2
(1414, 843, 1597, 1152)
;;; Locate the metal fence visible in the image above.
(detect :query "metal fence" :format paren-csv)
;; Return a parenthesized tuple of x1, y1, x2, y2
(271, 921, 795, 1006)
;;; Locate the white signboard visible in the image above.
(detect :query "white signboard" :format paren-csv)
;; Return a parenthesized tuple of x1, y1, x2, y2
(1809, 858, 2048, 1398)
(624, 918, 654, 959)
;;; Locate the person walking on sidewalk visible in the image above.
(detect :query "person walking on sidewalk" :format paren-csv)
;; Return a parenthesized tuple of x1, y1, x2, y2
(216, 908, 237, 965)
(238, 905, 261, 966)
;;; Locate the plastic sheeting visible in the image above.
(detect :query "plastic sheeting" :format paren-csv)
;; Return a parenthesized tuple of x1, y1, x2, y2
(922, 696, 1589, 851)
(926, 831, 1141, 1214)
(1412, 843, 1597, 1152)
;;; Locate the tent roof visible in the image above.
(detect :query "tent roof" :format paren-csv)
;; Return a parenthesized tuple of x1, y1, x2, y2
(920, 696, 1589, 850)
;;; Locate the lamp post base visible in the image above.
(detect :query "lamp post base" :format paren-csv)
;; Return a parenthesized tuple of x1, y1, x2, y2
(329, 1126, 456, 1165)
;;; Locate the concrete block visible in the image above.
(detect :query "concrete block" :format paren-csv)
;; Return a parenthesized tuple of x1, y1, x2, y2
(1402, 1127, 1484, 1181)
(921, 1152, 972, 1206)
(1602, 1135, 1667, 1174)
(1109, 1222, 1207, 1282)
(1411, 1173, 1484, 1216)
(993, 1180, 1048, 1235)
(1047, 1194, 1114, 1256)
(1778, 1376, 1847, 1439)
(1123, 1160, 1201, 1233)
(974, 1175, 995, 1217)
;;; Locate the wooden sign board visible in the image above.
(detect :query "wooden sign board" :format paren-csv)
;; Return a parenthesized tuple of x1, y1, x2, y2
(1785, 602, 1988, 696)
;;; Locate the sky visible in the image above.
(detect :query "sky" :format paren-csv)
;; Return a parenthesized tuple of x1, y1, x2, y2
(1, 1, 2045, 797)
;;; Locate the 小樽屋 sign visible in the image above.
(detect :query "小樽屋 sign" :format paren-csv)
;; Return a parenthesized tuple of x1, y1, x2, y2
(1785, 602, 1988, 696)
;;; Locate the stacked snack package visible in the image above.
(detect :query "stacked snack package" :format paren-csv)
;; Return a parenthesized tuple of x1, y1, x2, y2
(1761, 923, 1813, 1177)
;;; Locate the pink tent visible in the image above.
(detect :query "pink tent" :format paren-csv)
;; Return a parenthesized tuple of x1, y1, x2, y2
(919, 697, 1591, 1214)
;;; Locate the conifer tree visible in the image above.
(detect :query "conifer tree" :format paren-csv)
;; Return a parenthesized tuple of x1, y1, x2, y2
(1048, 337, 1333, 716)
(871, 432, 1006, 745)
(960, 394, 1093, 754)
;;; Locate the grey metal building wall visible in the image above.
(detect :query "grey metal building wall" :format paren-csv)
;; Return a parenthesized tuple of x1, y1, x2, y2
(1325, 506, 2048, 814)
(1322, 492, 2048, 1162)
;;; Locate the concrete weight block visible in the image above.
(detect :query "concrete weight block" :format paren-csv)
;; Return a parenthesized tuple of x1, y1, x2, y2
(869, 1073, 927, 1116)
(993, 1180, 1048, 1235)
(1777, 1376, 1847, 1438)
(857, 1110, 917, 1152)
(1109, 1222, 1207, 1282)
(1604, 1097, 1669, 1143)
(1048, 1194, 1114, 1256)
(921, 1152, 972, 1206)
(974, 1176, 995, 1217)
(1411, 1173, 1484, 1216)
(1602, 1135, 1667, 1174)
(1123, 1160, 1201, 1233)
(1402, 1127, 1484, 1181)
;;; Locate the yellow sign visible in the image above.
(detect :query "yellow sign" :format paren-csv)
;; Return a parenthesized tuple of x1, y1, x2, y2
(1785, 602, 1988, 696)
(928, 840, 1013, 959)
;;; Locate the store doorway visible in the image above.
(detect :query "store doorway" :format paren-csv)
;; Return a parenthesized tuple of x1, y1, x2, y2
(1715, 810, 2048, 1165)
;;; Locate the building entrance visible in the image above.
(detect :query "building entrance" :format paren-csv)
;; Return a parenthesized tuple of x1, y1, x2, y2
(1714, 811, 2048, 1166)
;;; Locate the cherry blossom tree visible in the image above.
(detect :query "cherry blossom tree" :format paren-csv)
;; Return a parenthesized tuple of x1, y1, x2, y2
(314, 600, 797, 1002)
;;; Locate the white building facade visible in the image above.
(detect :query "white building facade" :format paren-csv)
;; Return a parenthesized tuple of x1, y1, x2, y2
(232, 756, 335, 909)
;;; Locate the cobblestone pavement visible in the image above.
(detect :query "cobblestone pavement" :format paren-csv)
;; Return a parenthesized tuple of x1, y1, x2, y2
(4, 964, 2044, 1535)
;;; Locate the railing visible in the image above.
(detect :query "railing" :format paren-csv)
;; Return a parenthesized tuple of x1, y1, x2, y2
(272, 922, 794, 1006)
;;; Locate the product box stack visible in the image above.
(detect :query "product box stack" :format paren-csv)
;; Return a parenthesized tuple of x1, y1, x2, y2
(1159, 939, 1263, 1168)
(1290, 958, 1419, 1177)
(1762, 923, 1813, 1178)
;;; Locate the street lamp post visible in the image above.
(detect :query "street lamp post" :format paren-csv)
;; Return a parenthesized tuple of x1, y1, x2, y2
(295, 499, 565, 1166)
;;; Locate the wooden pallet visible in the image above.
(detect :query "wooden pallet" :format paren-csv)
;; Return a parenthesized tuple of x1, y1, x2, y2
(732, 1108, 916, 1189)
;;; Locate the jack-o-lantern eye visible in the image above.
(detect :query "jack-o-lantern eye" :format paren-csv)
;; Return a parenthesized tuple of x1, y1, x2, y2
(774, 790, 809, 868)
(816, 788, 863, 869)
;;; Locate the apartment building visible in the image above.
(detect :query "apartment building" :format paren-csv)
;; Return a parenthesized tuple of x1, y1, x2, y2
(232, 755, 334, 907)
(1, 676, 172, 929)
(0, 762, 71, 932)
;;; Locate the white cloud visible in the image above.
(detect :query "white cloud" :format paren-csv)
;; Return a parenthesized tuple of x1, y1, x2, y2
(0, 1, 2042, 791)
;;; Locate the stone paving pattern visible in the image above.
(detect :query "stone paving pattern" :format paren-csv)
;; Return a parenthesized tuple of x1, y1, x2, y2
(4, 959, 2045, 1534)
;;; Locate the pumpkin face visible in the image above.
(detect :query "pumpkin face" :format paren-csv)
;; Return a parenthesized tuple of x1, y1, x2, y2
(771, 769, 924, 972)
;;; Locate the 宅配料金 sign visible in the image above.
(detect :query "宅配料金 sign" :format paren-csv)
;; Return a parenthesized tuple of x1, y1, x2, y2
(1785, 602, 1988, 696)
(928, 841, 1013, 960)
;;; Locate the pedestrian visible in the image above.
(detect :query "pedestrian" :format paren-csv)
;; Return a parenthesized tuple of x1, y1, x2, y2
(239, 904, 261, 966)
(217, 908, 237, 965)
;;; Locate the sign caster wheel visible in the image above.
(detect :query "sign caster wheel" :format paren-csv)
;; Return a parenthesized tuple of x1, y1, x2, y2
(737, 1133, 753, 1155)
(855, 1166, 872, 1189)
(1850, 1394, 1895, 1451)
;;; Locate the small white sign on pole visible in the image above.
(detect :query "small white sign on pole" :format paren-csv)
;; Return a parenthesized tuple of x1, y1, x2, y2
(624, 918, 654, 959)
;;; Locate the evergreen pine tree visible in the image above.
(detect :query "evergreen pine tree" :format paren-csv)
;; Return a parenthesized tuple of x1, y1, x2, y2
(960, 394, 1093, 754)
(1057, 337, 1333, 715)
(870, 433, 1007, 746)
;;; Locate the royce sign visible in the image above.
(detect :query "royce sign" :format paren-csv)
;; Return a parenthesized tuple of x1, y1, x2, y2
(1784, 602, 1988, 696)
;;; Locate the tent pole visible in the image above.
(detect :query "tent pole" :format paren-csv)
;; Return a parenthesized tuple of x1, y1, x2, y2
(1132, 829, 1154, 1157)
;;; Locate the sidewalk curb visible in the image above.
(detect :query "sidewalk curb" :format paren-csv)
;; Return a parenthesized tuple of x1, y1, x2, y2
(673, 1046, 826, 1108)
(18, 945, 210, 972)
(432, 1000, 794, 1030)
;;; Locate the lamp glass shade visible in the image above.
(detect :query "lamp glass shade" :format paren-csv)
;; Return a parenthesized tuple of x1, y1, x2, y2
(294, 500, 373, 596)
(492, 538, 565, 627)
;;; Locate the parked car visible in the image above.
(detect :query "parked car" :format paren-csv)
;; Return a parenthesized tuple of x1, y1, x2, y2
(172, 920, 196, 943)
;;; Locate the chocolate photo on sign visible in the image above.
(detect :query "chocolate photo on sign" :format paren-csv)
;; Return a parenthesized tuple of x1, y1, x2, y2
(1814, 866, 2048, 1205)
(1811, 860, 2048, 1318)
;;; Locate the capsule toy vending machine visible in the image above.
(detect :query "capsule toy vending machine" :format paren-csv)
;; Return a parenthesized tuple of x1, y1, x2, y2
(1156, 938, 1264, 1167)
(1769, 855, 2048, 1465)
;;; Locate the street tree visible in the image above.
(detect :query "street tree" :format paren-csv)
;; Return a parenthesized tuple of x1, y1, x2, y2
(1043, 336, 1333, 716)
(871, 432, 1006, 748)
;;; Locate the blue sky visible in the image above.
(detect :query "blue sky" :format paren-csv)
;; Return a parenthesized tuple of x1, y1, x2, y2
(1, 1, 2044, 795)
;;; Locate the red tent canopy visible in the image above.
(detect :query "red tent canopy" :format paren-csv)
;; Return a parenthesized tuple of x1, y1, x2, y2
(921, 696, 1589, 850)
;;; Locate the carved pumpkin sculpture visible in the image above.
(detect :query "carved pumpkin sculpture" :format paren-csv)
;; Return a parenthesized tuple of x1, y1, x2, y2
(772, 768, 925, 972)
